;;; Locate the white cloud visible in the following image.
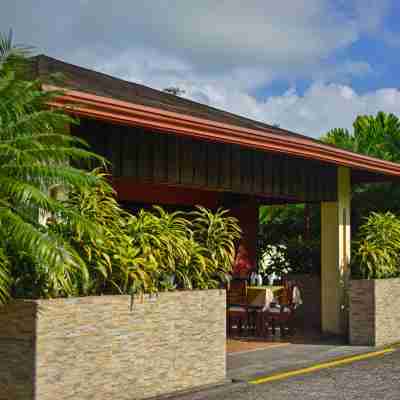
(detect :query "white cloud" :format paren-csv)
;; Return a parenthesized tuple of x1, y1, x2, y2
(2, 0, 390, 89)
(180, 82, 400, 138)
(311, 60, 373, 82)
(66, 0, 388, 89)
(2, 0, 397, 140)
(95, 48, 400, 140)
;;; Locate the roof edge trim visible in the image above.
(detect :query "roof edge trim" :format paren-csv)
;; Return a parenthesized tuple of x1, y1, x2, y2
(43, 84, 400, 178)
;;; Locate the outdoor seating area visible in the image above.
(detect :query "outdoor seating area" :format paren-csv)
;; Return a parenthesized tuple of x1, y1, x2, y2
(227, 278, 303, 340)
(3, 47, 400, 400)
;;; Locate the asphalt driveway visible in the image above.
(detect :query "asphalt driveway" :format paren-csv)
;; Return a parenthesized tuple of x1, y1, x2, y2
(227, 339, 371, 382)
(170, 345, 400, 400)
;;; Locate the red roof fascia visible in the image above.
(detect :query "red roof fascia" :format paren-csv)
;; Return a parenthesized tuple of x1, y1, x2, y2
(44, 85, 400, 178)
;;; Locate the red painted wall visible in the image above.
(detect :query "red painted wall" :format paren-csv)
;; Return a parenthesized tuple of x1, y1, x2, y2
(229, 201, 259, 268)
(111, 178, 222, 209)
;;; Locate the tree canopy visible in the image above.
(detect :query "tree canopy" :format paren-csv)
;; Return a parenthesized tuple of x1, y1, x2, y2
(322, 111, 400, 162)
(322, 111, 400, 231)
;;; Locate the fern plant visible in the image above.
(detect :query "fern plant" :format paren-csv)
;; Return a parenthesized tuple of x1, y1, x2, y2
(0, 31, 242, 301)
(0, 32, 105, 303)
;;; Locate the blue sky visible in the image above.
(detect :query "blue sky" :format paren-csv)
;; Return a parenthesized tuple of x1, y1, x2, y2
(2, 0, 400, 137)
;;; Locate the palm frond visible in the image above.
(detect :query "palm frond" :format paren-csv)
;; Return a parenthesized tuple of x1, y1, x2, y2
(0, 207, 89, 294)
(0, 247, 11, 304)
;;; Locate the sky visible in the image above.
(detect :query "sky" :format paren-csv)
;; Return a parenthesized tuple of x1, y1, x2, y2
(2, 0, 400, 138)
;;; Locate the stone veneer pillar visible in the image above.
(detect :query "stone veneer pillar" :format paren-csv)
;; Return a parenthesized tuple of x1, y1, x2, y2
(350, 278, 400, 346)
(321, 166, 351, 335)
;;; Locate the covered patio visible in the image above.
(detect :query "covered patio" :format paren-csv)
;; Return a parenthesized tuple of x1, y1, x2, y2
(38, 54, 400, 340)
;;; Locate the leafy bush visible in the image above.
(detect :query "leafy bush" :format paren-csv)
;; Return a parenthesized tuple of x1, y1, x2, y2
(258, 204, 321, 277)
(285, 238, 321, 275)
(191, 207, 241, 285)
(258, 236, 320, 278)
(352, 212, 400, 279)
(46, 175, 242, 297)
(259, 244, 291, 280)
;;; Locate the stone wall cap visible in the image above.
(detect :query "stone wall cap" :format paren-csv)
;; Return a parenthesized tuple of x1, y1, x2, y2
(4, 288, 225, 305)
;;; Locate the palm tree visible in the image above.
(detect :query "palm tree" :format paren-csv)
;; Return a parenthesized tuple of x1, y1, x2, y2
(321, 128, 354, 152)
(0, 31, 106, 303)
(322, 111, 400, 162)
(321, 111, 400, 233)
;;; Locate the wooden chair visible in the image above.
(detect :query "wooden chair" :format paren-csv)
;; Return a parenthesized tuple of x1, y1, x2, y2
(265, 281, 301, 337)
(227, 279, 249, 337)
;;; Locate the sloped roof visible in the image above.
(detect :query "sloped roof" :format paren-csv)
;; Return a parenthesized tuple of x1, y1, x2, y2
(31, 55, 400, 183)
(32, 55, 318, 141)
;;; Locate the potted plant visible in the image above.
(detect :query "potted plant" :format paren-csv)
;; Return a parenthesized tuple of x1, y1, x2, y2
(349, 212, 400, 346)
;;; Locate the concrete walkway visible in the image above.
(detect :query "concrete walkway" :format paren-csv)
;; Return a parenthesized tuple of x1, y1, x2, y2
(227, 337, 372, 382)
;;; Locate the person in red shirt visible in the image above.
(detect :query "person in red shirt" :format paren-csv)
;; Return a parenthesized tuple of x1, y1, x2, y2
(232, 243, 252, 278)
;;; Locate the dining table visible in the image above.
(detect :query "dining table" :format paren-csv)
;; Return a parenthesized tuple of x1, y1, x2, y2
(246, 286, 284, 336)
(247, 285, 284, 308)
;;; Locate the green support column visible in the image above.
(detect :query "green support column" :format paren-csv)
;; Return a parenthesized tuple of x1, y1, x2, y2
(321, 166, 351, 335)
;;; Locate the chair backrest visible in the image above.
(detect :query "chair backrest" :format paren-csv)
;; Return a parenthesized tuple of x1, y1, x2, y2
(227, 279, 247, 306)
(280, 279, 294, 305)
(282, 280, 301, 306)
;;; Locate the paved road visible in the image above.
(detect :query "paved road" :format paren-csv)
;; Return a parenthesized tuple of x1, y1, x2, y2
(228, 341, 371, 381)
(176, 348, 400, 400)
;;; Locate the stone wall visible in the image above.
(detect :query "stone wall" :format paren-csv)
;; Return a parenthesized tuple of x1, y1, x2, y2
(0, 290, 226, 400)
(0, 301, 37, 400)
(349, 278, 400, 346)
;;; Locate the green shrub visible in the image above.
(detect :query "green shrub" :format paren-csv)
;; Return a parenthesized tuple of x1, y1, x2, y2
(50, 173, 157, 296)
(285, 238, 321, 275)
(352, 212, 400, 279)
(191, 206, 241, 284)
(125, 206, 241, 291)
(45, 174, 242, 297)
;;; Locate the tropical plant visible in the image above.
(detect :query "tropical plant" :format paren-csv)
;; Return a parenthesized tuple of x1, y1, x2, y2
(126, 206, 192, 291)
(53, 177, 242, 294)
(0, 247, 11, 304)
(0, 31, 242, 302)
(284, 238, 320, 275)
(126, 206, 241, 290)
(322, 111, 400, 233)
(259, 204, 321, 243)
(321, 128, 355, 152)
(258, 203, 321, 276)
(191, 206, 242, 282)
(259, 244, 291, 281)
(49, 171, 153, 295)
(352, 212, 400, 279)
(322, 111, 400, 162)
(0, 31, 105, 303)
